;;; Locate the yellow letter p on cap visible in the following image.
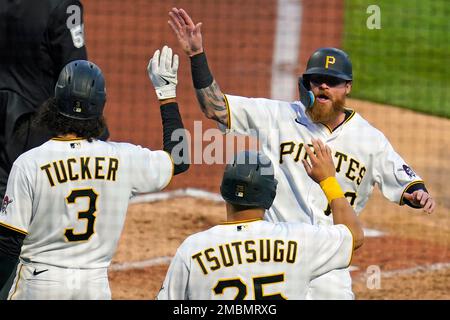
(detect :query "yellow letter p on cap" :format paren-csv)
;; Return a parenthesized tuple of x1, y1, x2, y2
(325, 56, 336, 68)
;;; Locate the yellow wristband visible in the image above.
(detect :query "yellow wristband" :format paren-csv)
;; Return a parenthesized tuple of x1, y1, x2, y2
(319, 177, 345, 203)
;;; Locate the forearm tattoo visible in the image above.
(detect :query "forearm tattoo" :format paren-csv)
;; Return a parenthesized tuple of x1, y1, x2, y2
(195, 80, 228, 126)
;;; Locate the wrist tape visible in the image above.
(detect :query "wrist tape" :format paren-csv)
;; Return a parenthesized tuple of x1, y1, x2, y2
(190, 52, 214, 89)
(155, 85, 176, 100)
(319, 177, 345, 203)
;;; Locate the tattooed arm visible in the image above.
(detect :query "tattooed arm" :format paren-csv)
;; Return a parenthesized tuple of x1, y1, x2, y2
(168, 7, 229, 127)
(195, 80, 228, 126)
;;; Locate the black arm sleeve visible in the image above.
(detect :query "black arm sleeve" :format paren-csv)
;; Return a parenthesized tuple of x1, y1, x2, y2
(0, 225, 24, 290)
(160, 102, 189, 175)
(190, 52, 214, 89)
(402, 182, 428, 208)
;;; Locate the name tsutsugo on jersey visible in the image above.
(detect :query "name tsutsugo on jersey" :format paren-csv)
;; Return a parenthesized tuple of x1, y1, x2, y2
(192, 239, 298, 275)
(40, 156, 119, 187)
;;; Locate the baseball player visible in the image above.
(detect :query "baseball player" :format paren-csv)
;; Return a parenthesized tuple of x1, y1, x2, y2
(157, 142, 364, 300)
(0, 46, 188, 299)
(0, 1, 102, 298)
(168, 8, 435, 299)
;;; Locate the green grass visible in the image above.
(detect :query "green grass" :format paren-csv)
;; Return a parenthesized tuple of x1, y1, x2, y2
(343, 0, 450, 118)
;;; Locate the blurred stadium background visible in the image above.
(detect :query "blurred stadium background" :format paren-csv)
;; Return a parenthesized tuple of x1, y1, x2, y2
(81, 0, 450, 299)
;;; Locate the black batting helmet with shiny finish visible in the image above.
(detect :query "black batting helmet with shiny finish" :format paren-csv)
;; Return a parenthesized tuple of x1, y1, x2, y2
(303, 47, 352, 82)
(55, 60, 106, 120)
(220, 151, 278, 210)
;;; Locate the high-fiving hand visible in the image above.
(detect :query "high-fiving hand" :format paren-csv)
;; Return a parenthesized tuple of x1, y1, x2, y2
(168, 8, 203, 57)
(302, 139, 336, 183)
(148, 45, 179, 100)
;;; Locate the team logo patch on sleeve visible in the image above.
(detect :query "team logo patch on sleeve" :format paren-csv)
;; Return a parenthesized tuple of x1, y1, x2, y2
(401, 164, 416, 178)
(1, 195, 13, 215)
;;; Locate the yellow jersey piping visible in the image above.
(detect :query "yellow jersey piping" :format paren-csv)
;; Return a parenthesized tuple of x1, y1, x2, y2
(0, 222, 28, 235)
(399, 180, 425, 205)
(51, 137, 86, 142)
(9, 263, 23, 300)
(223, 94, 231, 130)
(341, 224, 355, 267)
(322, 108, 355, 134)
(220, 218, 263, 225)
(162, 151, 175, 189)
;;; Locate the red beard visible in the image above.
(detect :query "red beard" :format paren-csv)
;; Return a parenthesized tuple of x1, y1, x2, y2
(308, 93, 346, 123)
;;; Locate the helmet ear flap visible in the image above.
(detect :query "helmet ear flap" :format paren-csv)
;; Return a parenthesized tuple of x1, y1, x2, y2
(301, 75, 311, 90)
(298, 76, 315, 108)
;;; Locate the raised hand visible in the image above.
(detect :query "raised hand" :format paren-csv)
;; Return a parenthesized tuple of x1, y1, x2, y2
(147, 45, 179, 100)
(302, 139, 336, 183)
(168, 8, 203, 57)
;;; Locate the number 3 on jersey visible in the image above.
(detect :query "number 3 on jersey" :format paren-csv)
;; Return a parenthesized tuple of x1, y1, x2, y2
(64, 188, 98, 242)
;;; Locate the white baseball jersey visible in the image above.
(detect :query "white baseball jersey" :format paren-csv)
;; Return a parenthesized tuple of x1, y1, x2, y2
(220, 94, 424, 299)
(157, 219, 353, 300)
(222, 94, 423, 226)
(0, 137, 173, 269)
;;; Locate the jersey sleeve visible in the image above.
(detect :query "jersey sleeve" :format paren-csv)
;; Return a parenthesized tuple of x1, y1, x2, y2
(303, 224, 354, 279)
(0, 164, 33, 236)
(47, 0, 88, 79)
(156, 249, 190, 300)
(221, 94, 281, 136)
(373, 136, 424, 204)
(130, 146, 174, 194)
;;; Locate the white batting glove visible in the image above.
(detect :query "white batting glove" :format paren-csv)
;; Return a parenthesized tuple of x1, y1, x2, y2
(147, 45, 179, 100)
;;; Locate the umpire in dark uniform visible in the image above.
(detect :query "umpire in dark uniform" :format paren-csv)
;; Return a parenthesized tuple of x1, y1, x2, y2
(0, 0, 105, 299)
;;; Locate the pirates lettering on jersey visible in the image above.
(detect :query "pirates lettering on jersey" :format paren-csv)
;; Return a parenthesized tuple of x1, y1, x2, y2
(40, 157, 119, 187)
(192, 239, 298, 275)
(279, 142, 366, 187)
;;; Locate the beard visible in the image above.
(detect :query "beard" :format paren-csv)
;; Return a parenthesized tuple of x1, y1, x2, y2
(307, 93, 346, 124)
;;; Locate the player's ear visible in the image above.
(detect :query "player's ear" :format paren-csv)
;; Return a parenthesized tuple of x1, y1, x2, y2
(345, 81, 352, 95)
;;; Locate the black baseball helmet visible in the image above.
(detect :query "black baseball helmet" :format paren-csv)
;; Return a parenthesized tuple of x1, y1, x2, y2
(302, 47, 352, 84)
(55, 60, 106, 120)
(220, 151, 278, 210)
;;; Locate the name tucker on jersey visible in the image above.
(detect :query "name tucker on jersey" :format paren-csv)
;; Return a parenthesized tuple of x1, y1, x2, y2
(40, 157, 119, 187)
(192, 239, 298, 275)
